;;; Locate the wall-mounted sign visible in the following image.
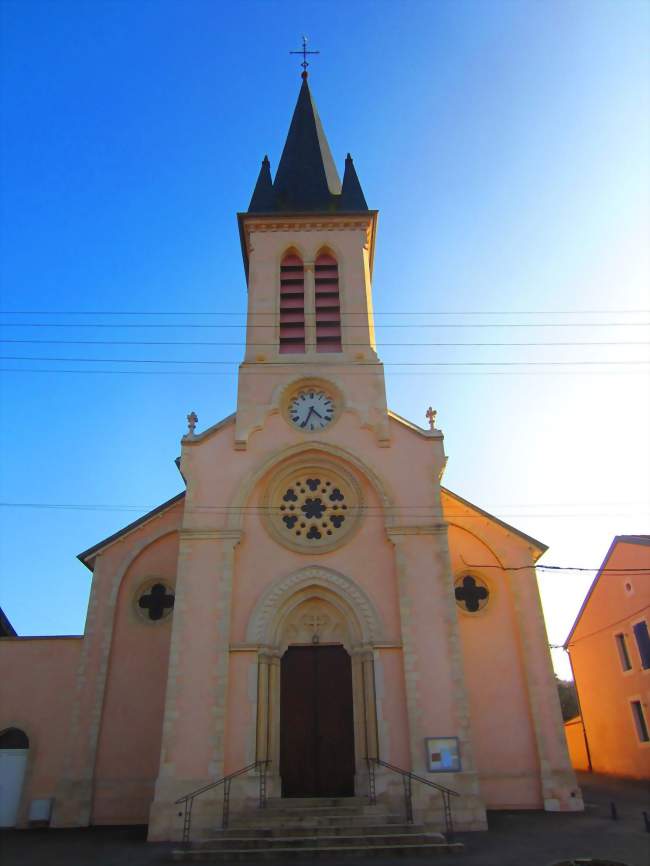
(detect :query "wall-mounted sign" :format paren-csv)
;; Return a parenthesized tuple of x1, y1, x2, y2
(425, 737, 461, 772)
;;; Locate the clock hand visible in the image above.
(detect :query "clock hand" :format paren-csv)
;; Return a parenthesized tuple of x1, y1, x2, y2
(300, 407, 314, 428)
(311, 408, 323, 419)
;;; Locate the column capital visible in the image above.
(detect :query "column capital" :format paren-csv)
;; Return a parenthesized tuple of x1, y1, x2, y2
(179, 528, 242, 546)
(387, 523, 447, 543)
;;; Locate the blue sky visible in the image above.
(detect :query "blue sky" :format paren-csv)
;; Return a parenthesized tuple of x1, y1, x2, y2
(1, 0, 648, 678)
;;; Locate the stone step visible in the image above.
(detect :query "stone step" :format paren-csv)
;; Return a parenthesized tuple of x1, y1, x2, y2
(258, 804, 373, 817)
(266, 797, 367, 808)
(173, 840, 463, 860)
(195, 832, 446, 850)
(209, 823, 421, 838)
(226, 812, 409, 829)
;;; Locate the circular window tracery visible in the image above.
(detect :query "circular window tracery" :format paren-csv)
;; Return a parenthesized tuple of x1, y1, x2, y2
(135, 581, 175, 622)
(454, 574, 490, 613)
(263, 462, 361, 553)
(280, 477, 349, 540)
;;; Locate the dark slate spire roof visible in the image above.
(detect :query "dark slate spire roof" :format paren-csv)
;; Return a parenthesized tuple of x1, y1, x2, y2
(249, 156, 275, 211)
(247, 77, 369, 214)
(340, 153, 368, 210)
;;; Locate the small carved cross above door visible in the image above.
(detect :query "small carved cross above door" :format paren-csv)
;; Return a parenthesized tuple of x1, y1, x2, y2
(302, 613, 329, 633)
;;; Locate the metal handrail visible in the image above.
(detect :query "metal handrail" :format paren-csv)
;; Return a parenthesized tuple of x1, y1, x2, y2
(174, 759, 269, 846)
(365, 756, 459, 839)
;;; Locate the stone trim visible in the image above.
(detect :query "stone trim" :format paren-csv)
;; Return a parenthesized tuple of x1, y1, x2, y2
(226, 441, 397, 533)
(246, 566, 386, 646)
(387, 524, 447, 537)
(179, 529, 242, 542)
(261, 459, 363, 554)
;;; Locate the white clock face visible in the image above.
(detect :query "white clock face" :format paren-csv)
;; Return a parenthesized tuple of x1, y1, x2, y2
(288, 390, 335, 431)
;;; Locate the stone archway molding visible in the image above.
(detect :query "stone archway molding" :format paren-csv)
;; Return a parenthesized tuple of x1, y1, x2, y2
(246, 565, 385, 646)
(226, 441, 398, 533)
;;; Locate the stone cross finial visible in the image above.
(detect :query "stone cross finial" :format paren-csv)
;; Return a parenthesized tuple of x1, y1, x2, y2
(426, 406, 437, 430)
(186, 411, 198, 436)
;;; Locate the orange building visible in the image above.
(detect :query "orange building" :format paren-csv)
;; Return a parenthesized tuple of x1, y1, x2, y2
(564, 535, 650, 780)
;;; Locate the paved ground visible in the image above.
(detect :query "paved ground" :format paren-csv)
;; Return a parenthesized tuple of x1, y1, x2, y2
(1, 772, 648, 866)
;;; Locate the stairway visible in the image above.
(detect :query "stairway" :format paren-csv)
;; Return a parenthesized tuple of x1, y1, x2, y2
(172, 796, 463, 860)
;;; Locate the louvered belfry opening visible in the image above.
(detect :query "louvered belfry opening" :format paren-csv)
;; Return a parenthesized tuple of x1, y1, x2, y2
(315, 252, 342, 352)
(279, 252, 305, 353)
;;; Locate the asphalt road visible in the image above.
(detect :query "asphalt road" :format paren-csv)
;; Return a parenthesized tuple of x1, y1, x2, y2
(1, 772, 648, 866)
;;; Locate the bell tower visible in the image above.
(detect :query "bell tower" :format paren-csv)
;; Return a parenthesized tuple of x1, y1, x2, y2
(235, 75, 389, 448)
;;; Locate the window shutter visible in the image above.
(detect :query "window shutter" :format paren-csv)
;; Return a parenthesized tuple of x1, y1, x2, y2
(632, 621, 650, 669)
(315, 253, 342, 353)
(279, 254, 305, 354)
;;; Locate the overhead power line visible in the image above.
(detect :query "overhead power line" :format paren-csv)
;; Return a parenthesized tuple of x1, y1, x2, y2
(0, 502, 647, 524)
(563, 605, 650, 645)
(1, 322, 649, 329)
(1, 356, 647, 367)
(469, 564, 650, 573)
(2, 367, 646, 377)
(2, 338, 648, 348)
(2, 309, 648, 316)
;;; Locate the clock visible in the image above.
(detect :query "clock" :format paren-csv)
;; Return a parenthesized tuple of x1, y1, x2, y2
(288, 389, 335, 431)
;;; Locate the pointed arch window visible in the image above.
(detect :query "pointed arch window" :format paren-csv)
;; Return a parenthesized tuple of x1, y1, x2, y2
(279, 253, 305, 354)
(315, 252, 342, 353)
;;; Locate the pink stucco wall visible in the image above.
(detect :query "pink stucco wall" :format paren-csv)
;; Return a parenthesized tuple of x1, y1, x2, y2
(92, 530, 179, 824)
(447, 525, 541, 807)
(0, 636, 82, 825)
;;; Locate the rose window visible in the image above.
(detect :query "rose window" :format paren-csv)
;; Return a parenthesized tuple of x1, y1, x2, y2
(264, 463, 361, 553)
(280, 477, 350, 541)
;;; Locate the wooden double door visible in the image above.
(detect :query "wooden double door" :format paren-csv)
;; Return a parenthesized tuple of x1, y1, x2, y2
(280, 645, 355, 797)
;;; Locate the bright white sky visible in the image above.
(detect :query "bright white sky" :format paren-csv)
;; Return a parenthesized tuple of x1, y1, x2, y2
(1, 1, 648, 680)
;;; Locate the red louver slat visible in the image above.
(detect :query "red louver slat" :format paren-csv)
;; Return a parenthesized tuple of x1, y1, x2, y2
(279, 253, 305, 354)
(315, 253, 342, 353)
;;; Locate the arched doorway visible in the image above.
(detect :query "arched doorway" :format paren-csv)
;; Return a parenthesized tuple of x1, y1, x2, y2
(280, 644, 354, 796)
(0, 728, 29, 827)
(248, 569, 384, 798)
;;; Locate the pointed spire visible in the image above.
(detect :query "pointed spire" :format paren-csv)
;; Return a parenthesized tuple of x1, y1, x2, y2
(248, 155, 275, 212)
(272, 78, 341, 212)
(340, 153, 368, 211)
(246, 79, 370, 213)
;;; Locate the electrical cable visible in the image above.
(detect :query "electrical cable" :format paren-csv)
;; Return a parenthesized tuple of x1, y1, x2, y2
(1, 322, 648, 329)
(3, 339, 647, 347)
(1, 356, 647, 366)
(2, 309, 648, 316)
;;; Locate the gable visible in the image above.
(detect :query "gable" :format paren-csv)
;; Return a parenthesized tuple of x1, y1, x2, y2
(565, 536, 650, 646)
(441, 487, 548, 558)
(77, 492, 186, 570)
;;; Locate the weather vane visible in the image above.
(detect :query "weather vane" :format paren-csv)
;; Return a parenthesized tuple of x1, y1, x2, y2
(290, 35, 319, 79)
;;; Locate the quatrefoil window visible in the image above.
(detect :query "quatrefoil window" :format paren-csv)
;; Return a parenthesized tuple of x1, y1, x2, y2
(136, 581, 175, 622)
(454, 575, 490, 613)
(265, 463, 361, 553)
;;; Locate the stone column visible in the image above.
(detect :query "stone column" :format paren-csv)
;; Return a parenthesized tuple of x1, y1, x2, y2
(254, 650, 282, 797)
(351, 647, 379, 796)
(148, 529, 241, 841)
(388, 525, 486, 830)
(303, 260, 316, 352)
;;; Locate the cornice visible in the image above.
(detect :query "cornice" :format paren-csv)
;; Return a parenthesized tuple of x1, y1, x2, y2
(179, 528, 242, 542)
(236, 210, 379, 280)
(387, 524, 447, 539)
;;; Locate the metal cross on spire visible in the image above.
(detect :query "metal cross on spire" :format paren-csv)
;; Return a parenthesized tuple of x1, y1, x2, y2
(290, 35, 319, 80)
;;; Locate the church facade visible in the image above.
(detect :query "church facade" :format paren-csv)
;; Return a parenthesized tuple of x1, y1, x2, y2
(0, 75, 582, 839)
